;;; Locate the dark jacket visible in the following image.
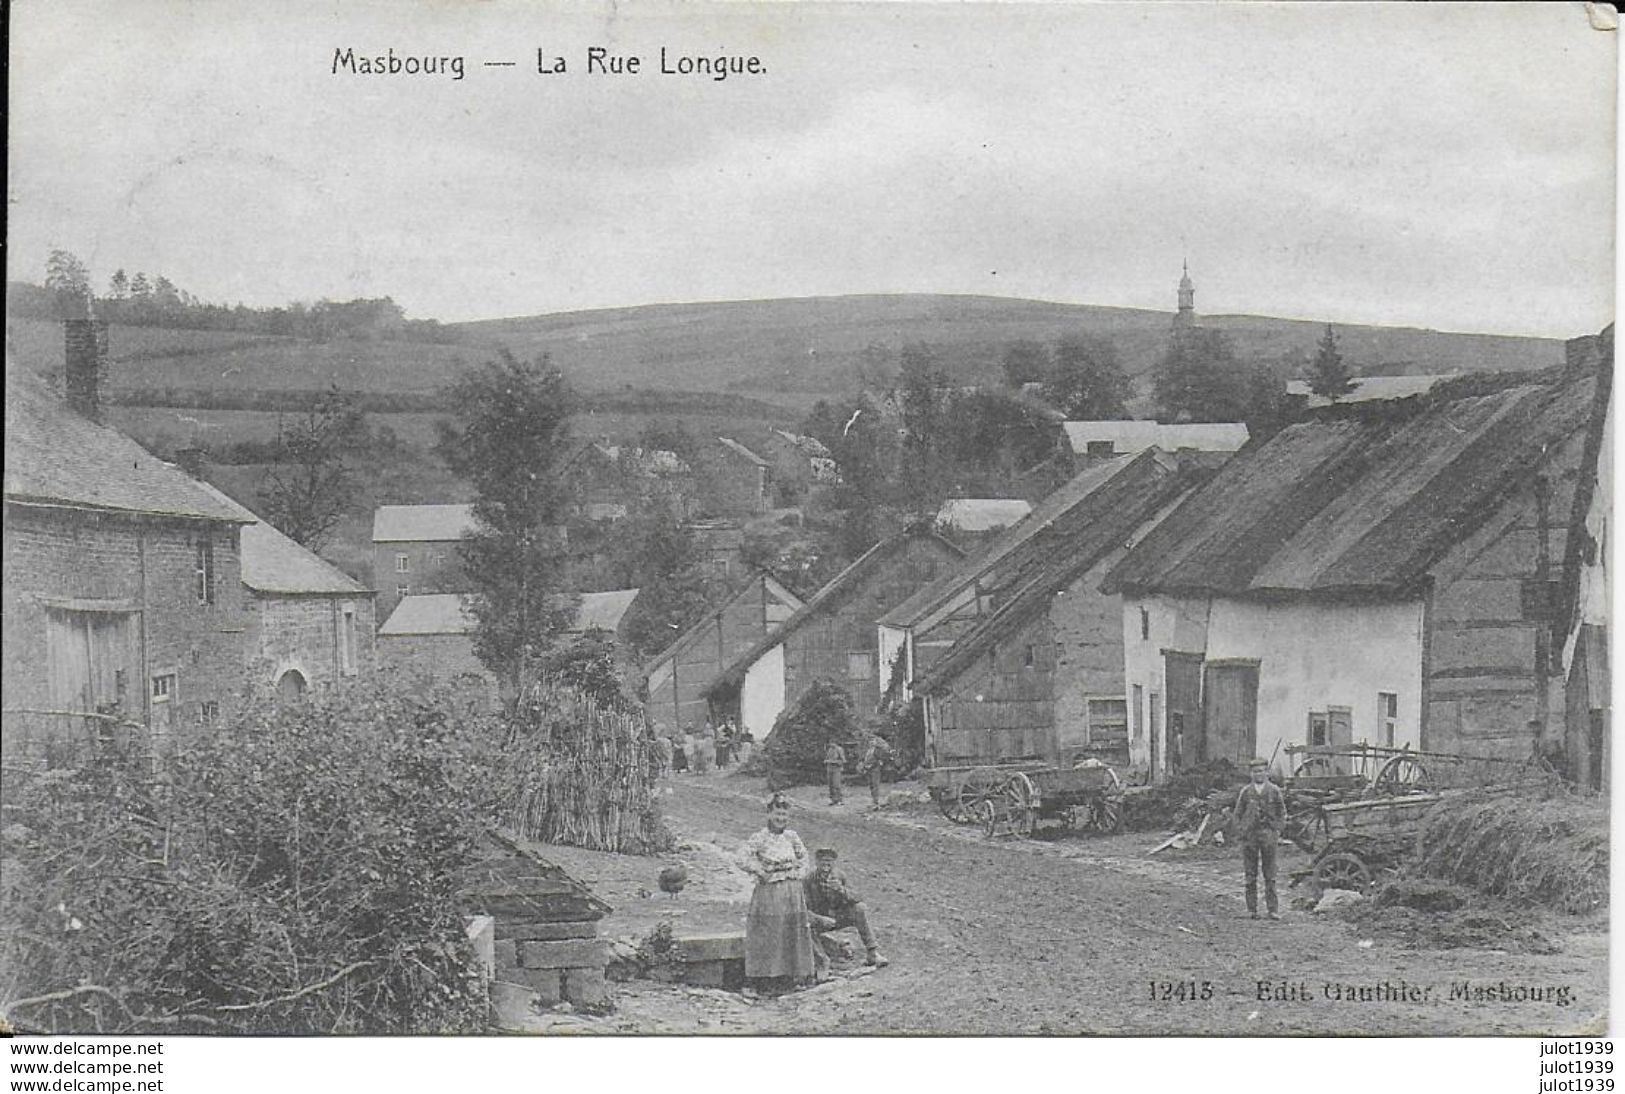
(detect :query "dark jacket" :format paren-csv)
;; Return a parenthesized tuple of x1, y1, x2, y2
(804, 870, 861, 916)
(1233, 780, 1285, 844)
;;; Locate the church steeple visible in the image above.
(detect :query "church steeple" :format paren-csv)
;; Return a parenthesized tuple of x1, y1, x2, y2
(1174, 259, 1196, 330)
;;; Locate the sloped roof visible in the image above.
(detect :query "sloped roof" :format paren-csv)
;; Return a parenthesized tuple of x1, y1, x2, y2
(574, 588, 641, 633)
(372, 503, 477, 543)
(880, 456, 1140, 629)
(643, 571, 805, 674)
(715, 436, 769, 466)
(379, 593, 473, 636)
(1104, 366, 1597, 599)
(935, 498, 1034, 533)
(1062, 420, 1249, 455)
(1285, 374, 1451, 407)
(192, 481, 369, 596)
(5, 378, 247, 524)
(772, 429, 833, 458)
(706, 529, 965, 696)
(916, 458, 1209, 696)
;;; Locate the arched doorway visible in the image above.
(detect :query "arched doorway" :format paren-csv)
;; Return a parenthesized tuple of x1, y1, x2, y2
(276, 669, 307, 702)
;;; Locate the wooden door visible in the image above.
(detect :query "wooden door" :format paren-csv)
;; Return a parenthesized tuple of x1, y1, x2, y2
(1202, 661, 1259, 765)
(1163, 652, 1204, 772)
(1327, 706, 1353, 772)
(1148, 692, 1162, 779)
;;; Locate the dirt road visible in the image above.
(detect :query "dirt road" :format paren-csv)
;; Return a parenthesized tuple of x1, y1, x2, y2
(534, 773, 1607, 1036)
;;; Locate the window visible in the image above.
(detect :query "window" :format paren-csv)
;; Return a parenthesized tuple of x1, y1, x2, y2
(1132, 684, 1145, 741)
(151, 673, 176, 702)
(1086, 697, 1129, 743)
(198, 700, 219, 726)
(1024, 644, 1036, 668)
(194, 537, 216, 605)
(1378, 692, 1399, 748)
(1308, 711, 1330, 747)
(847, 652, 874, 680)
(395, 553, 410, 573)
(714, 559, 731, 577)
(340, 605, 358, 676)
(1086, 440, 1116, 458)
(1140, 608, 1150, 641)
(396, 584, 411, 599)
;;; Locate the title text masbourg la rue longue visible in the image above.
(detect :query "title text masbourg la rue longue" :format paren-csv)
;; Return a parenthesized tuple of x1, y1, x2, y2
(332, 47, 767, 82)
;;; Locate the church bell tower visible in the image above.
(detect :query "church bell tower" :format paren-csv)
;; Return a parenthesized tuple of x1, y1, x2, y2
(1173, 260, 1196, 331)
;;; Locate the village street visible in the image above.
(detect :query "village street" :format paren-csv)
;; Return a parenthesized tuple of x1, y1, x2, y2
(529, 772, 1607, 1037)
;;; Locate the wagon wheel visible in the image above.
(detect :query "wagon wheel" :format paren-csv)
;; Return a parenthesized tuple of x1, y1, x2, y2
(976, 799, 999, 839)
(1293, 755, 1335, 778)
(1373, 755, 1431, 795)
(997, 771, 1037, 837)
(1091, 796, 1124, 835)
(1314, 851, 1373, 892)
(932, 785, 967, 824)
(1286, 809, 1331, 854)
(956, 767, 1003, 825)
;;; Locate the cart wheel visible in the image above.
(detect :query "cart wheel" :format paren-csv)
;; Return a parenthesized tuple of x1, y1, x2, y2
(998, 772, 1037, 838)
(1093, 797, 1124, 835)
(1287, 810, 1331, 854)
(932, 786, 967, 824)
(977, 799, 998, 839)
(1314, 851, 1373, 892)
(1294, 756, 1335, 778)
(957, 767, 1002, 824)
(1373, 755, 1431, 795)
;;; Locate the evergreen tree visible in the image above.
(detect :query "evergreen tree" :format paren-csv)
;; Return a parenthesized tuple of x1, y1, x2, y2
(435, 351, 577, 688)
(1306, 324, 1355, 400)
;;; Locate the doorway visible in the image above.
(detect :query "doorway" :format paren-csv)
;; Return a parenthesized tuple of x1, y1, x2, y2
(1202, 660, 1260, 764)
(277, 669, 308, 702)
(1162, 651, 1204, 772)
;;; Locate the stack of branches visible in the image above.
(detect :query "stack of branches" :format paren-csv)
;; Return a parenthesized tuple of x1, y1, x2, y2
(502, 675, 669, 855)
(1120, 760, 1248, 832)
(1411, 788, 1608, 914)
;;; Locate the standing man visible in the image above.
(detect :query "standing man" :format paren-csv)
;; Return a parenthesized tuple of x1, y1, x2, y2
(824, 738, 847, 805)
(859, 730, 894, 808)
(1234, 758, 1285, 919)
(804, 849, 889, 968)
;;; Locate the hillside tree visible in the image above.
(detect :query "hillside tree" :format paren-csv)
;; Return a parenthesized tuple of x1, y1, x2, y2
(1001, 340, 1051, 388)
(1306, 324, 1355, 400)
(259, 385, 364, 550)
(1153, 328, 1252, 423)
(45, 250, 92, 317)
(436, 350, 577, 688)
(107, 269, 130, 300)
(614, 494, 723, 658)
(1044, 334, 1131, 419)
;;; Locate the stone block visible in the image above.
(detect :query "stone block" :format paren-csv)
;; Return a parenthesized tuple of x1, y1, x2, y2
(495, 919, 599, 942)
(510, 967, 563, 1005)
(494, 939, 517, 971)
(680, 962, 727, 988)
(516, 939, 610, 970)
(464, 915, 496, 981)
(564, 966, 608, 1008)
(490, 980, 537, 1029)
(672, 931, 745, 963)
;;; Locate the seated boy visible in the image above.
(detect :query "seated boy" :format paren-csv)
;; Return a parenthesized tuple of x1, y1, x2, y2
(803, 848, 888, 970)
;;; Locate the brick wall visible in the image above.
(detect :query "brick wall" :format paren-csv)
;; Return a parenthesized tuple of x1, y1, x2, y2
(247, 594, 377, 693)
(3, 504, 250, 753)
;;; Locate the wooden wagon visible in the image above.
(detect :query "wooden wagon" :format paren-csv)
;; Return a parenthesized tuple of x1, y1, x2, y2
(1292, 792, 1445, 892)
(926, 757, 1125, 838)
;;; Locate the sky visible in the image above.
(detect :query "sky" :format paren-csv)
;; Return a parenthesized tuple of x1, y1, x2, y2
(6, 1, 1617, 337)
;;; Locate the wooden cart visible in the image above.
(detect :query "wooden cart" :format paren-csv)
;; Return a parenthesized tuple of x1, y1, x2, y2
(1293, 792, 1446, 892)
(927, 758, 1125, 838)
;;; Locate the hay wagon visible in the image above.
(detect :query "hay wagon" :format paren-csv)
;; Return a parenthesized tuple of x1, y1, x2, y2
(1293, 792, 1445, 892)
(926, 756, 1125, 838)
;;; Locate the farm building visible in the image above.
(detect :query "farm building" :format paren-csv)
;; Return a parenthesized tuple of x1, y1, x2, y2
(194, 482, 376, 699)
(559, 441, 695, 521)
(1102, 347, 1608, 780)
(691, 436, 773, 516)
(1062, 420, 1249, 461)
(902, 450, 1223, 770)
(761, 429, 840, 502)
(643, 571, 804, 734)
(705, 529, 964, 738)
(371, 503, 477, 622)
(4, 331, 252, 759)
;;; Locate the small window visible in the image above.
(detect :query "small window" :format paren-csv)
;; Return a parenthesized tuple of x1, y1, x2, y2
(397, 584, 411, 599)
(1132, 684, 1145, 741)
(395, 553, 410, 573)
(848, 652, 874, 680)
(1140, 607, 1150, 641)
(1308, 711, 1330, 747)
(1086, 698, 1129, 742)
(151, 673, 176, 702)
(340, 605, 358, 676)
(198, 700, 219, 726)
(1378, 692, 1398, 748)
(714, 559, 730, 576)
(194, 537, 216, 605)
(1024, 644, 1036, 668)
(1086, 440, 1116, 458)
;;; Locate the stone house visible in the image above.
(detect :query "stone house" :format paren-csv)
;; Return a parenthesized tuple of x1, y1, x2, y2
(761, 429, 839, 503)
(372, 503, 476, 622)
(194, 482, 375, 699)
(1102, 353, 1606, 780)
(643, 571, 803, 734)
(4, 340, 252, 760)
(691, 437, 772, 516)
(705, 530, 964, 738)
(902, 451, 1220, 769)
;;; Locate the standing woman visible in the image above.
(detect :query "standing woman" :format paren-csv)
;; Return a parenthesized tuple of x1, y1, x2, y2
(742, 793, 816, 994)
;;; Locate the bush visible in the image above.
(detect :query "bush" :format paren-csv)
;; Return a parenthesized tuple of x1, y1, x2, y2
(0, 673, 513, 1034)
(762, 679, 860, 787)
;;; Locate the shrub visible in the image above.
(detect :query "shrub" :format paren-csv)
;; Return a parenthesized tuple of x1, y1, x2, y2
(0, 673, 513, 1034)
(762, 679, 860, 787)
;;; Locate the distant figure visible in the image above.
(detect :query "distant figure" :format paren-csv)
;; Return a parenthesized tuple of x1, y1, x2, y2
(653, 733, 674, 778)
(859, 731, 894, 807)
(671, 729, 690, 774)
(1234, 758, 1286, 920)
(824, 739, 847, 805)
(735, 729, 754, 767)
(715, 721, 732, 768)
(742, 793, 816, 994)
(657, 862, 688, 900)
(691, 722, 713, 775)
(805, 848, 888, 969)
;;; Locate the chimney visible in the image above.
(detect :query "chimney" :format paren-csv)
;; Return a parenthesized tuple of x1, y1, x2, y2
(64, 318, 108, 421)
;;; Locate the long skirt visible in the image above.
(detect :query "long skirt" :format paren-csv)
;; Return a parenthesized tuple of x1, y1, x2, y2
(745, 878, 815, 979)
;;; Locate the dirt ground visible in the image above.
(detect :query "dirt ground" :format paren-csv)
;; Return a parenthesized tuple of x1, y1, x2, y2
(522, 770, 1608, 1036)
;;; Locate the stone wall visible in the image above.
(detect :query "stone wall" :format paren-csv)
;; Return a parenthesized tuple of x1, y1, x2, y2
(247, 593, 377, 692)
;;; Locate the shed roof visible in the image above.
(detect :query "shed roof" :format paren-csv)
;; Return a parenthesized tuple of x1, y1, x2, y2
(706, 529, 964, 696)
(715, 436, 769, 466)
(379, 593, 473, 636)
(192, 481, 369, 596)
(575, 588, 641, 633)
(934, 497, 1034, 533)
(1103, 365, 1597, 599)
(1062, 420, 1249, 455)
(643, 571, 804, 675)
(372, 503, 477, 543)
(5, 379, 248, 524)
